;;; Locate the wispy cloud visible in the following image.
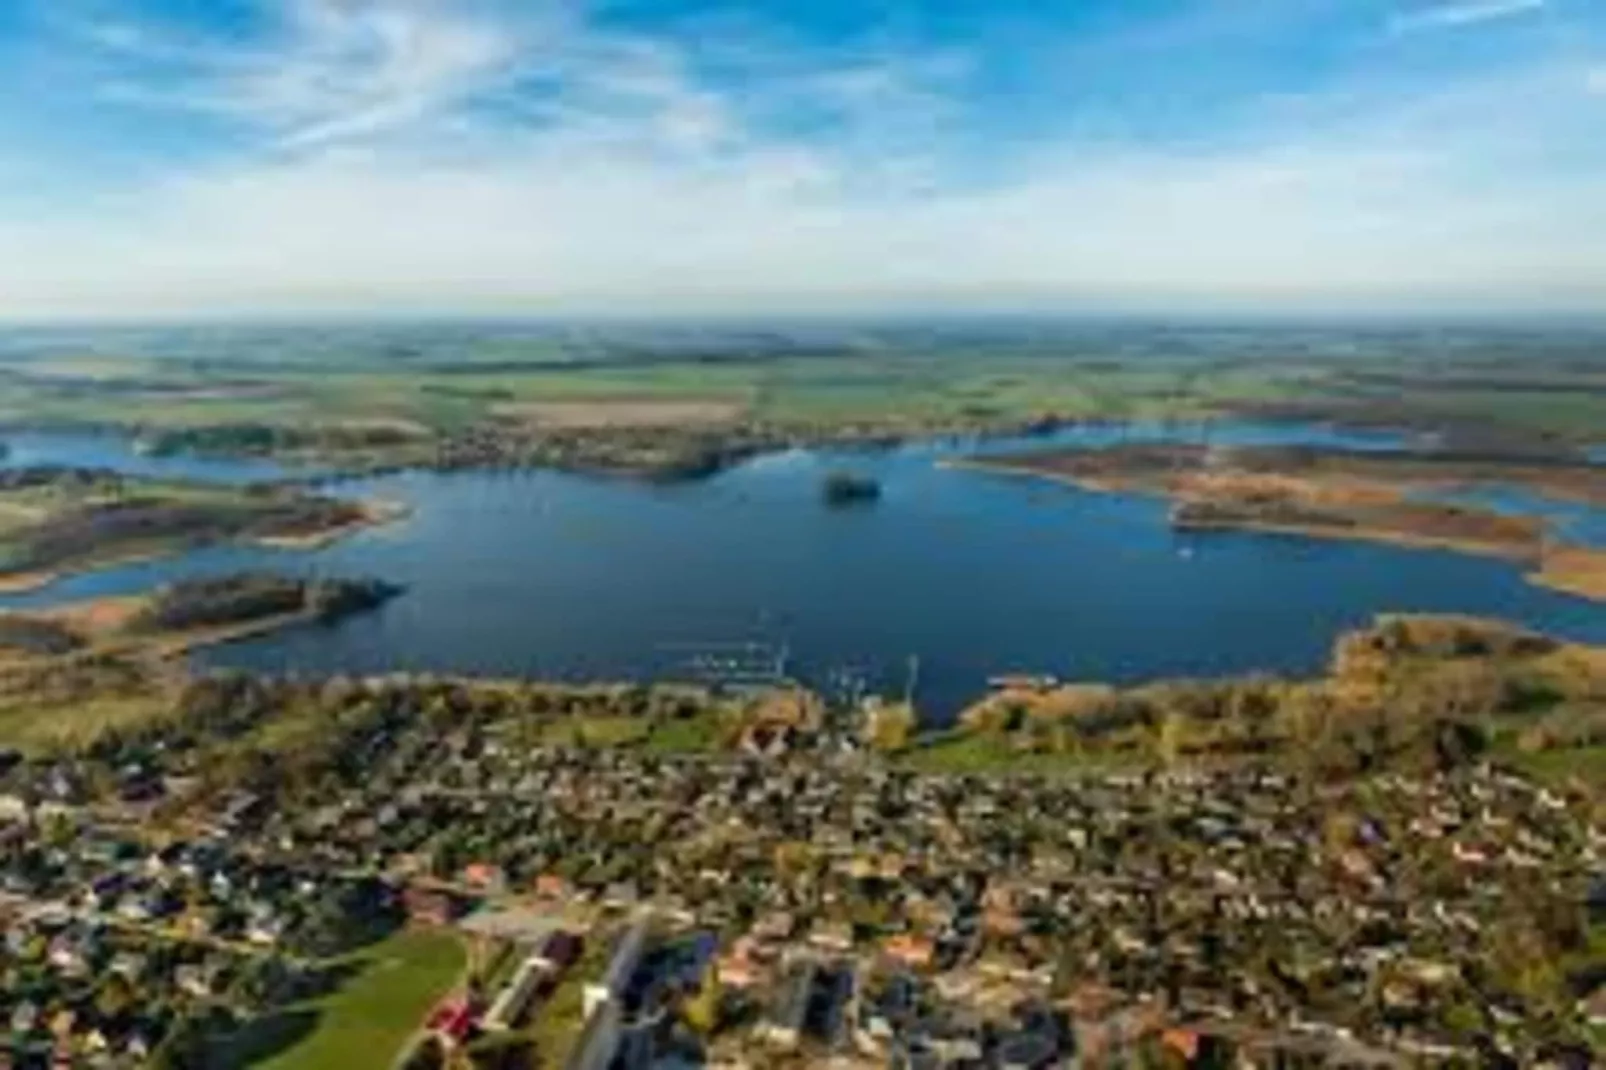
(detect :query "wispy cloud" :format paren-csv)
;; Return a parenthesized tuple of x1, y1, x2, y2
(75, 0, 964, 163)
(85, 0, 547, 150)
(1390, 0, 1546, 34)
(1, 0, 1602, 318)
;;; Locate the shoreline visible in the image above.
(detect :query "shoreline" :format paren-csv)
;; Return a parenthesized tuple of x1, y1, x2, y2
(253, 497, 412, 550)
(1168, 515, 1537, 562)
(0, 497, 411, 595)
(0, 569, 59, 595)
(946, 456, 1604, 602)
(1, 588, 400, 671)
(1528, 547, 1606, 602)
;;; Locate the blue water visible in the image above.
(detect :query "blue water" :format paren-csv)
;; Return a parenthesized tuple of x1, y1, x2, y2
(0, 430, 295, 483)
(3, 427, 1604, 718)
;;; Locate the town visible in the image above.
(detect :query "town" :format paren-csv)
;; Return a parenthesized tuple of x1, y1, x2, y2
(0, 664, 1601, 1069)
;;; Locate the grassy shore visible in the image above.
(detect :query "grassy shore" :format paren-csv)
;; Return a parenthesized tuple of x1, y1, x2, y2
(0, 575, 399, 751)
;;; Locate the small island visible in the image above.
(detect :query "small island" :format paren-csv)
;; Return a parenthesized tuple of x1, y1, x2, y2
(820, 469, 882, 506)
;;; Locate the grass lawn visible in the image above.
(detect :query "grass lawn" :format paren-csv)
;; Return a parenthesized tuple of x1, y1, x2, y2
(0, 693, 173, 753)
(1510, 745, 1606, 790)
(537, 714, 651, 748)
(253, 930, 466, 1070)
(898, 730, 1144, 776)
(642, 709, 734, 754)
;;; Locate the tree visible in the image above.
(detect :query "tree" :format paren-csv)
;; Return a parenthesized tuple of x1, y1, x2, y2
(1155, 712, 1184, 768)
(866, 702, 917, 752)
(683, 973, 723, 1036)
(95, 974, 134, 1020)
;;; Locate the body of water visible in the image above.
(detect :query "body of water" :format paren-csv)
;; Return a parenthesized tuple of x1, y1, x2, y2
(3, 425, 1604, 719)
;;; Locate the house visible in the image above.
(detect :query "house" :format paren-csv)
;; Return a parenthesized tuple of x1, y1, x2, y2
(714, 939, 764, 990)
(425, 996, 477, 1048)
(11, 1001, 39, 1033)
(219, 791, 266, 832)
(484, 948, 555, 1032)
(808, 920, 854, 954)
(1162, 1027, 1202, 1063)
(108, 950, 146, 981)
(46, 935, 88, 975)
(403, 887, 462, 927)
(461, 863, 505, 894)
(751, 911, 795, 942)
(246, 913, 286, 947)
(882, 934, 936, 971)
(176, 964, 215, 999)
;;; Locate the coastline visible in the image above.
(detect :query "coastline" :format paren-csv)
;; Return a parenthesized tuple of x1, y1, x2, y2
(945, 457, 1603, 602)
(2, 590, 396, 671)
(0, 497, 411, 595)
(1528, 547, 1606, 602)
(253, 497, 412, 550)
(0, 569, 59, 595)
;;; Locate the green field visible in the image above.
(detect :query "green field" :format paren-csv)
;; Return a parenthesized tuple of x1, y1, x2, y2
(4, 323, 1606, 479)
(897, 729, 1141, 776)
(253, 930, 465, 1070)
(0, 352, 1250, 433)
(1510, 744, 1606, 788)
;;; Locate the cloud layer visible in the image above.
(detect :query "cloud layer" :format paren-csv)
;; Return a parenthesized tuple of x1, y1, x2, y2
(1, 0, 1604, 318)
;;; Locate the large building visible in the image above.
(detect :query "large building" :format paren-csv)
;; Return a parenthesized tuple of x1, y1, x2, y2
(564, 998, 621, 1070)
(583, 912, 652, 1018)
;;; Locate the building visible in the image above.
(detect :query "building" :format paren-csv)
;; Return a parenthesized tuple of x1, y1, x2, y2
(483, 956, 546, 1033)
(402, 887, 462, 928)
(483, 930, 583, 1032)
(583, 912, 651, 1017)
(760, 960, 818, 1052)
(565, 999, 621, 1070)
(424, 997, 477, 1049)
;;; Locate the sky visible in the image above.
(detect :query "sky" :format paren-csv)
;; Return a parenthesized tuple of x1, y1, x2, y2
(0, 0, 1603, 320)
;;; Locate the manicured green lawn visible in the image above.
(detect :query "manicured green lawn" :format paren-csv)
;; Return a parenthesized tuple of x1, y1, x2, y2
(254, 930, 465, 1070)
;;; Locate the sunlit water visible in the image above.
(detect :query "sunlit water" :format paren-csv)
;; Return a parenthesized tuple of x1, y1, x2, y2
(3, 425, 1604, 718)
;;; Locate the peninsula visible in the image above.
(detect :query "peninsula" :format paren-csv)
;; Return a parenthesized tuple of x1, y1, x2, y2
(953, 442, 1606, 600)
(0, 466, 405, 593)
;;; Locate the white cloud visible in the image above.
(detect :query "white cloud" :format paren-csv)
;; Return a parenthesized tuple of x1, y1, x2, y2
(2, 0, 1603, 318)
(88, 0, 553, 149)
(1390, 0, 1546, 34)
(1587, 66, 1606, 94)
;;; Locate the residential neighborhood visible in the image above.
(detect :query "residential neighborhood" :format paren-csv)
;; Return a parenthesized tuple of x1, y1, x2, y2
(0, 673, 1601, 1068)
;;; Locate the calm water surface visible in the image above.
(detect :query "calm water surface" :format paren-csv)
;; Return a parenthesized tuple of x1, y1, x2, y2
(4, 425, 1604, 718)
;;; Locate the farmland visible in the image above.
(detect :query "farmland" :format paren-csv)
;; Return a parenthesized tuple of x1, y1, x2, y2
(3, 322, 1605, 479)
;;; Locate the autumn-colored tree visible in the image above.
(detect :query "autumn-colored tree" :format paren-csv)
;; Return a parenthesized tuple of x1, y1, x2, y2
(683, 972, 723, 1035)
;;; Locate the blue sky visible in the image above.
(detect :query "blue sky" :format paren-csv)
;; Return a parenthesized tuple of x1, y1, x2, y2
(0, 0, 1603, 319)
